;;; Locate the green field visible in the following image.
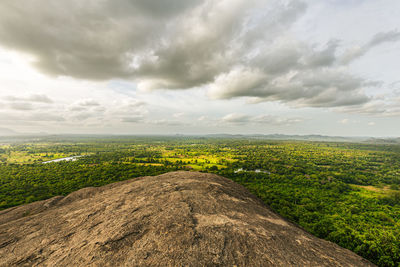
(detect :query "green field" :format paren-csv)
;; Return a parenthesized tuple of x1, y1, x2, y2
(0, 136, 399, 266)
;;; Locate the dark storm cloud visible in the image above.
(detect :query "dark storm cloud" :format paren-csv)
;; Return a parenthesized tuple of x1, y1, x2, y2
(0, 0, 398, 108)
(0, 0, 203, 80)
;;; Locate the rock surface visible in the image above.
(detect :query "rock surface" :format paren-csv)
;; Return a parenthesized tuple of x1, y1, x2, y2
(0, 171, 375, 266)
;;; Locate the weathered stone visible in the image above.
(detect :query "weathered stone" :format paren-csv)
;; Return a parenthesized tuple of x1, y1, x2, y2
(0, 171, 375, 266)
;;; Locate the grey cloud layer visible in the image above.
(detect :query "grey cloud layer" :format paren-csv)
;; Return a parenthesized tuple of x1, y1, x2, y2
(0, 0, 204, 80)
(0, 0, 398, 109)
(3, 94, 53, 103)
(0, 93, 149, 125)
(340, 30, 400, 64)
(221, 113, 302, 126)
(1, 94, 54, 111)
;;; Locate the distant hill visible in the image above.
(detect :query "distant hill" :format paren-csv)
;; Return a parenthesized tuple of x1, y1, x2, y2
(0, 171, 374, 266)
(1, 133, 398, 145)
(366, 137, 400, 144)
(205, 133, 369, 142)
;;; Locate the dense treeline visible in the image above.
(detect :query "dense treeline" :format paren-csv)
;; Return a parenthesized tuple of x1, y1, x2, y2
(0, 161, 177, 209)
(219, 170, 400, 267)
(0, 137, 399, 266)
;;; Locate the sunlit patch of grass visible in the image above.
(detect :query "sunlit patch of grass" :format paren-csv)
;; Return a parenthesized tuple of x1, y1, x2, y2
(135, 163, 164, 166)
(185, 164, 203, 171)
(3, 151, 88, 164)
(6, 151, 43, 164)
(351, 184, 398, 198)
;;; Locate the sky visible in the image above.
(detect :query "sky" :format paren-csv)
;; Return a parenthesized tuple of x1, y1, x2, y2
(0, 0, 399, 136)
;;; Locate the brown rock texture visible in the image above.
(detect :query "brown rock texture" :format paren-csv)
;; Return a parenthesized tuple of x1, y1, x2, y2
(0, 171, 375, 266)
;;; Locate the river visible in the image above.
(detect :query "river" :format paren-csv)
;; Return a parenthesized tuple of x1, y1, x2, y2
(42, 156, 83, 164)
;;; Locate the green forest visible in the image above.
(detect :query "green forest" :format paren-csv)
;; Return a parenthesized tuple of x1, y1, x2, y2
(0, 136, 399, 266)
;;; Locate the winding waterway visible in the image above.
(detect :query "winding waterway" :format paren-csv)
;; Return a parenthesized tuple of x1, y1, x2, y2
(42, 156, 83, 164)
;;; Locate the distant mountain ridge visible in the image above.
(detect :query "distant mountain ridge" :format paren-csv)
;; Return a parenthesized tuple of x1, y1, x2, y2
(0, 133, 398, 144)
(205, 133, 370, 142)
(366, 137, 400, 144)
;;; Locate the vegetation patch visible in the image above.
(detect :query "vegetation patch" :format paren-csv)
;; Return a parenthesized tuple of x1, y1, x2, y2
(0, 137, 399, 266)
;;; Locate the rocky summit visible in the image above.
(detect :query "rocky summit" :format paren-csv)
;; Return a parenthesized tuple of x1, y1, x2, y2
(0, 171, 374, 266)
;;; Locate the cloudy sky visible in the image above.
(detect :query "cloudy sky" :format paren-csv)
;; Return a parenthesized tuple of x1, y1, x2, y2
(0, 0, 399, 136)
